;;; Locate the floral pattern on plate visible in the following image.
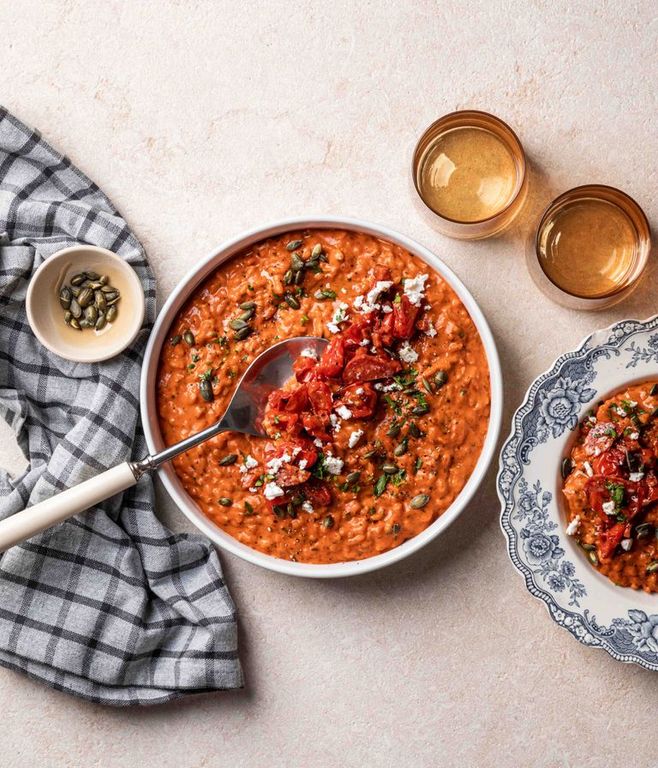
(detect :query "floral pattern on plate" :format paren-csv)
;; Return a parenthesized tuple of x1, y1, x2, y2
(499, 316, 658, 669)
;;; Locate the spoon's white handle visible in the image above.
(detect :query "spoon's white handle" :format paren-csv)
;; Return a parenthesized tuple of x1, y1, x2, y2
(0, 463, 137, 553)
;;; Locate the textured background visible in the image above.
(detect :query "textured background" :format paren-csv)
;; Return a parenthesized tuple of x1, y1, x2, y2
(1, 1, 657, 766)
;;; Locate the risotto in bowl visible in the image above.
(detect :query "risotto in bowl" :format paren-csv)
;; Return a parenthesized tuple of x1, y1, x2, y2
(141, 217, 502, 577)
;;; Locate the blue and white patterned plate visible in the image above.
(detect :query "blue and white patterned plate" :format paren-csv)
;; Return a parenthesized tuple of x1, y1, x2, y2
(498, 316, 658, 669)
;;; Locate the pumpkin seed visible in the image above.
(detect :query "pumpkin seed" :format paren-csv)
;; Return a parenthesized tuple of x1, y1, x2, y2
(70, 286, 81, 297)
(95, 313, 107, 331)
(239, 301, 256, 311)
(386, 421, 401, 438)
(64, 310, 72, 324)
(290, 252, 304, 272)
(106, 295, 121, 306)
(411, 403, 430, 416)
(374, 474, 388, 497)
(79, 319, 91, 329)
(636, 523, 652, 539)
(70, 273, 87, 286)
(69, 317, 81, 330)
(410, 494, 430, 509)
(183, 330, 195, 346)
(382, 463, 399, 475)
(170, 335, 181, 346)
(84, 270, 100, 280)
(199, 379, 214, 402)
(219, 454, 238, 466)
(103, 290, 119, 301)
(99, 275, 109, 285)
(283, 269, 294, 285)
(587, 550, 599, 566)
(322, 514, 335, 529)
(84, 305, 98, 324)
(234, 326, 252, 341)
(101, 284, 115, 293)
(561, 457, 573, 479)
(394, 438, 408, 457)
(408, 422, 422, 438)
(293, 270, 303, 285)
(434, 370, 448, 389)
(286, 239, 303, 251)
(77, 287, 94, 308)
(238, 307, 255, 321)
(284, 293, 300, 309)
(58, 287, 72, 309)
(318, 288, 336, 300)
(311, 243, 323, 258)
(421, 377, 433, 394)
(70, 298, 82, 318)
(345, 471, 361, 486)
(391, 523, 401, 535)
(105, 305, 118, 323)
(646, 561, 658, 574)
(229, 318, 248, 331)
(95, 290, 107, 311)
(244, 501, 254, 515)
(88, 281, 103, 290)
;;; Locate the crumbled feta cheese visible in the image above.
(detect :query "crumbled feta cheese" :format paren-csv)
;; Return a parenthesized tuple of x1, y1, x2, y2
(374, 382, 399, 393)
(354, 281, 393, 314)
(621, 538, 633, 551)
(424, 323, 437, 338)
(313, 438, 323, 448)
(381, 304, 393, 313)
(298, 459, 308, 470)
(629, 472, 645, 482)
(566, 515, 581, 536)
(300, 348, 318, 359)
(629, 432, 639, 440)
(327, 322, 340, 334)
(260, 269, 274, 282)
(359, 338, 370, 346)
(323, 455, 344, 475)
(348, 429, 364, 448)
(335, 405, 352, 420)
(330, 413, 342, 433)
(628, 400, 638, 408)
(356, 387, 364, 395)
(239, 455, 258, 473)
(583, 461, 594, 477)
(302, 501, 314, 513)
(263, 482, 285, 500)
(398, 341, 418, 364)
(292, 446, 302, 457)
(403, 273, 429, 306)
(249, 487, 258, 493)
(602, 500, 616, 515)
(265, 452, 292, 475)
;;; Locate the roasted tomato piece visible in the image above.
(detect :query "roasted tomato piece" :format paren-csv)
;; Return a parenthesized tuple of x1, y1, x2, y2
(598, 521, 626, 560)
(371, 311, 395, 349)
(263, 410, 302, 436)
(307, 380, 333, 415)
(267, 439, 318, 470)
(303, 480, 332, 507)
(293, 356, 318, 383)
(642, 472, 658, 507)
(267, 384, 309, 413)
(342, 349, 401, 384)
(583, 422, 617, 458)
(316, 336, 345, 379)
(302, 413, 332, 442)
(276, 463, 311, 487)
(342, 318, 372, 356)
(371, 265, 392, 284)
(336, 382, 378, 419)
(586, 475, 644, 524)
(592, 445, 628, 477)
(392, 295, 420, 340)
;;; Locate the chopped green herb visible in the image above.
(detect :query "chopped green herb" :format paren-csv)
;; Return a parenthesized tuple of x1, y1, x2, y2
(374, 474, 389, 497)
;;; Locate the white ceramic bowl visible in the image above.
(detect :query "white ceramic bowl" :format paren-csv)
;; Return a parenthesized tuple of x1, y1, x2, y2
(26, 245, 145, 363)
(140, 216, 503, 577)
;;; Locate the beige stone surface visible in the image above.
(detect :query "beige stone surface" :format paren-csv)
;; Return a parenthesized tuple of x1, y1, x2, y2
(0, 0, 657, 765)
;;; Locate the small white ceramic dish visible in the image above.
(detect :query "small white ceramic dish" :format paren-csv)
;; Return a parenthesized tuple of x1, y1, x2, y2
(140, 216, 503, 578)
(25, 245, 145, 363)
(499, 315, 658, 669)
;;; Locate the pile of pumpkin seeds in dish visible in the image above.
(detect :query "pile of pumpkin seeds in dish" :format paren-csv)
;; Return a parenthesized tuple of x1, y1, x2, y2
(59, 270, 121, 331)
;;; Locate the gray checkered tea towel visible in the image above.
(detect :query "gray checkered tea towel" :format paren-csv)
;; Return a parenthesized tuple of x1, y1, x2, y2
(0, 107, 243, 705)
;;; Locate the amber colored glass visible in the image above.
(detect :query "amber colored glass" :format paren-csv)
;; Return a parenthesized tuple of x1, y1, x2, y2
(528, 184, 651, 310)
(412, 110, 528, 240)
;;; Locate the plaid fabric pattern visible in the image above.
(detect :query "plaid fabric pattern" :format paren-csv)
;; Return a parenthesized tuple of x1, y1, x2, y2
(0, 107, 242, 705)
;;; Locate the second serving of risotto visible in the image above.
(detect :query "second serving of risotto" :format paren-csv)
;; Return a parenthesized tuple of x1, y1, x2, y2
(157, 229, 490, 564)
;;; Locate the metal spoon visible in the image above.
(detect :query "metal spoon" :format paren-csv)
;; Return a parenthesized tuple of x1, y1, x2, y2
(0, 336, 328, 552)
